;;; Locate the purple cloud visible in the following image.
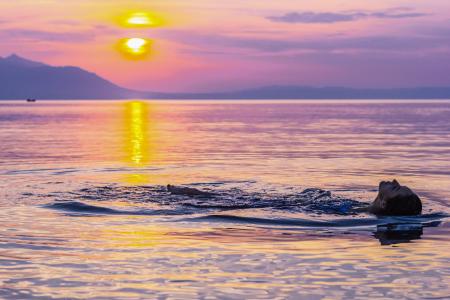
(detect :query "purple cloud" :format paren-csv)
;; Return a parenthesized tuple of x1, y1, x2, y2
(0, 29, 94, 42)
(267, 9, 428, 24)
(156, 29, 450, 54)
(0, 26, 118, 43)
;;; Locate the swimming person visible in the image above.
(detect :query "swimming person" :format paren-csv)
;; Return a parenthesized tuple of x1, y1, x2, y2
(167, 184, 216, 197)
(368, 179, 422, 216)
(167, 179, 423, 216)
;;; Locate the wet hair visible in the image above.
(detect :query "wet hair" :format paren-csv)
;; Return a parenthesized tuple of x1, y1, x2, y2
(383, 194, 422, 216)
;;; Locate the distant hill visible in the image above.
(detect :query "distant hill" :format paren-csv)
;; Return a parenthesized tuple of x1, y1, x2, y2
(0, 54, 140, 99)
(1, 54, 450, 100)
(190, 85, 450, 100)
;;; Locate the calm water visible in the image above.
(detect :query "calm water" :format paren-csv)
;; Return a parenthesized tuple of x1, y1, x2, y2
(0, 100, 449, 299)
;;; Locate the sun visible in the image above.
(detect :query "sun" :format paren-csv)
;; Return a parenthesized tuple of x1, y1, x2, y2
(117, 12, 164, 28)
(127, 13, 153, 26)
(118, 38, 151, 59)
(126, 38, 147, 53)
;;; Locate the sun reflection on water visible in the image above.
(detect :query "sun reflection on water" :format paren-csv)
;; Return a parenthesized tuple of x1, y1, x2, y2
(123, 101, 155, 184)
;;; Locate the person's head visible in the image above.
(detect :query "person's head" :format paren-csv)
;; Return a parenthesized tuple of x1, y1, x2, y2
(372, 179, 422, 215)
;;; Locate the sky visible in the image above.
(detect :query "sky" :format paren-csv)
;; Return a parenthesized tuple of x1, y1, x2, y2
(0, 0, 450, 92)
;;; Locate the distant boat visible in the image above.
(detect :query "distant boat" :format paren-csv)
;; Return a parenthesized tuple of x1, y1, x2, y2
(26, 98, 36, 102)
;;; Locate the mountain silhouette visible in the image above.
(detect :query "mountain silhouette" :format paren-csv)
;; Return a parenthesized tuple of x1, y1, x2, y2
(0, 54, 139, 99)
(1, 54, 450, 100)
(201, 85, 450, 100)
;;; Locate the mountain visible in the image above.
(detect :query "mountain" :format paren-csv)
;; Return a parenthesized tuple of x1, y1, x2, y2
(1, 54, 47, 68)
(147, 85, 450, 100)
(0, 54, 140, 99)
(190, 85, 450, 100)
(1, 54, 450, 100)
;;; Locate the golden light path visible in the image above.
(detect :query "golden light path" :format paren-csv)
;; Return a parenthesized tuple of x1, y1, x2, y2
(123, 101, 155, 184)
(129, 101, 147, 165)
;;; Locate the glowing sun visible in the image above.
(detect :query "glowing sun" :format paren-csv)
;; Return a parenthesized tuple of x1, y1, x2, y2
(126, 38, 147, 53)
(118, 12, 164, 28)
(127, 13, 153, 26)
(118, 37, 151, 59)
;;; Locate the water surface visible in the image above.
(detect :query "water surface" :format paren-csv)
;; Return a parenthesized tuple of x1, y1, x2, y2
(0, 100, 449, 299)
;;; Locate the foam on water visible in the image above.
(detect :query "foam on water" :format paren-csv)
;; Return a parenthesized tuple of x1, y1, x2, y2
(42, 184, 448, 233)
(43, 184, 368, 215)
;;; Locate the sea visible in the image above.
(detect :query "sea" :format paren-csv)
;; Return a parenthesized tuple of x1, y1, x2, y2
(0, 100, 449, 299)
